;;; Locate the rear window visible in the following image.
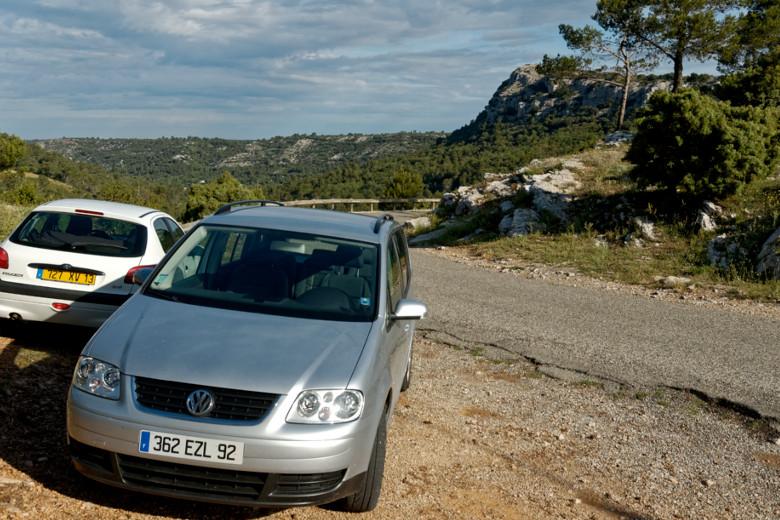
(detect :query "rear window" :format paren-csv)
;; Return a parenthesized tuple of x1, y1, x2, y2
(10, 211, 147, 258)
(144, 224, 378, 322)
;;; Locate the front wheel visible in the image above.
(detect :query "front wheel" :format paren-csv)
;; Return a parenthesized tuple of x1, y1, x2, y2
(342, 413, 386, 512)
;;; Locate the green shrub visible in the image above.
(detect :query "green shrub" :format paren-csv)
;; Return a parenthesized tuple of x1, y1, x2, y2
(183, 172, 253, 222)
(0, 133, 25, 170)
(626, 89, 779, 209)
(384, 168, 424, 209)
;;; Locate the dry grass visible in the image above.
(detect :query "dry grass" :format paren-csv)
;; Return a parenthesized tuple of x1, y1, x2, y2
(0, 204, 33, 241)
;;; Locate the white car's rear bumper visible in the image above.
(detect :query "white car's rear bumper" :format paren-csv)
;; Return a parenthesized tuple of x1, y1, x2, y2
(0, 279, 126, 327)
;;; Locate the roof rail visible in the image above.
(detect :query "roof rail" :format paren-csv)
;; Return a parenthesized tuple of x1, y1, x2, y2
(373, 213, 394, 234)
(215, 200, 284, 215)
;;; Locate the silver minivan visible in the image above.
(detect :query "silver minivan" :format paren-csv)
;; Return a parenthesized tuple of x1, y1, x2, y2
(67, 201, 427, 512)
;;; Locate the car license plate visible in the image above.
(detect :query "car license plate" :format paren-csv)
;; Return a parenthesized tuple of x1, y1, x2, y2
(37, 268, 95, 286)
(138, 430, 244, 465)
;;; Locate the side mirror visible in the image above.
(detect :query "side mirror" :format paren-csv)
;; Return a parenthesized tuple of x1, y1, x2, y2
(132, 267, 156, 286)
(391, 299, 428, 320)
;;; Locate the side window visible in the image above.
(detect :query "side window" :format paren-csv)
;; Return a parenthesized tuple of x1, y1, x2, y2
(221, 232, 247, 265)
(164, 217, 184, 243)
(153, 218, 176, 252)
(392, 232, 409, 296)
(386, 237, 403, 311)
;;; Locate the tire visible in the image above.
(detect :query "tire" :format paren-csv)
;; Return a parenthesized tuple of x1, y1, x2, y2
(342, 412, 387, 512)
(400, 346, 412, 392)
(0, 318, 20, 338)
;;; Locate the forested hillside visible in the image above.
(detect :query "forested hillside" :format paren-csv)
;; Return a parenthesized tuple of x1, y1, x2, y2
(266, 118, 612, 202)
(1, 141, 185, 216)
(34, 132, 445, 188)
(28, 112, 617, 214)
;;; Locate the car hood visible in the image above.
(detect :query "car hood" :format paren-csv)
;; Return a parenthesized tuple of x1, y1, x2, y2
(85, 294, 373, 395)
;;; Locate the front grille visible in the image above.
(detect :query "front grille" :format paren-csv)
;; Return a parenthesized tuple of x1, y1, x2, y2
(134, 377, 278, 421)
(117, 453, 267, 501)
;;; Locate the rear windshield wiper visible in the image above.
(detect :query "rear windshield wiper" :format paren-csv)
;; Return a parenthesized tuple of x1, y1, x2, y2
(70, 240, 128, 250)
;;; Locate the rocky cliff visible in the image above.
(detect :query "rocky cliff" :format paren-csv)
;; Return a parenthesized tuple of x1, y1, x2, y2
(471, 64, 671, 129)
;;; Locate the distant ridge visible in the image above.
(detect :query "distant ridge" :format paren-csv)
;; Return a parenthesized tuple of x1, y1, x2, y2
(33, 132, 446, 187)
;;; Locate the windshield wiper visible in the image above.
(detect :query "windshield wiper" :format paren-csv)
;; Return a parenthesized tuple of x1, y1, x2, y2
(144, 288, 180, 302)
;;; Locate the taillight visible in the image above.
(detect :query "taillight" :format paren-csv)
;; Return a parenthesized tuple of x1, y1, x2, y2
(0, 247, 8, 269)
(52, 302, 71, 311)
(125, 265, 156, 284)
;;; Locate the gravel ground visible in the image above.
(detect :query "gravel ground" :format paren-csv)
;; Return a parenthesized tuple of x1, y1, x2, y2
(0, 318, 778, 520)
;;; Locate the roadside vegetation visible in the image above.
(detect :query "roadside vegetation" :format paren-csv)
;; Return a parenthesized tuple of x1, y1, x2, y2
(409, 0, 780, 302)
(415, 142, 780, 302)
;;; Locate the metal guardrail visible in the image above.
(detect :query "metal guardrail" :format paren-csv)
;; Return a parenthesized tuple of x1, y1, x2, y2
(182, 198, 440, 230)
(283, 198, 440, 212)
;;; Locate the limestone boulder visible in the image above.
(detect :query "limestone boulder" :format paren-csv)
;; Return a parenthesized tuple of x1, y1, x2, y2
(696, 201, 724, 232)
(499, 209, 545, 237)
(756, 226, 780, 279)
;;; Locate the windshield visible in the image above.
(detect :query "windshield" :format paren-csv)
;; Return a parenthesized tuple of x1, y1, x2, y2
(11, 211, 147, 257)
(144, 224, 378, 322)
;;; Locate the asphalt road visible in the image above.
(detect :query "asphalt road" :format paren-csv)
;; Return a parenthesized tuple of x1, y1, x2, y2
(410, 248, 780, 421)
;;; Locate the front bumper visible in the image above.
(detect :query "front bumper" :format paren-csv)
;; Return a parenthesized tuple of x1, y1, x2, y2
(69, 437, 364, 506)
(67, 387, 376, 507)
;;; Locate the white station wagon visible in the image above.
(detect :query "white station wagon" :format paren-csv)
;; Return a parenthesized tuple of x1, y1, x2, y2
(0, 198, 183, 328)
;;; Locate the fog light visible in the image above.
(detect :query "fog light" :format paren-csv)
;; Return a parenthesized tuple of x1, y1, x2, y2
(52, 302, 70, 311)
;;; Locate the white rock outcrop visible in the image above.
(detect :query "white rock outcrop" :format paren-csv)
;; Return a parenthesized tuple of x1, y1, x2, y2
(707, 234, 747, 271)
(499, 209, 545, 237)
(451, 175, 519, 216)
(495, 167, 582, 236)
(756, 226, 780, 279)
(403, 216, 432, 231)
(696, 201, 723, 232)
(633, 217, 657, 241)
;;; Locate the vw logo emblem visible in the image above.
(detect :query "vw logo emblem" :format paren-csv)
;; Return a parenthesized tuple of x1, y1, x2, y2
(186, 389, 215, 417)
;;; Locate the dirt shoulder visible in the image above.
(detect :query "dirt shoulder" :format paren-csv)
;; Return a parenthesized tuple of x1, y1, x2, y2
(1, 322, 779, 520)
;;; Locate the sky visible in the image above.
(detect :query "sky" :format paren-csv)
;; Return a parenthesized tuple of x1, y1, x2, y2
(0, 1, 713, 141)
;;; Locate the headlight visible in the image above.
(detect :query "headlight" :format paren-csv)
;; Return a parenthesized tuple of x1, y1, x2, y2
(287, 389, 364, 424)
(72, 356, 121, 400)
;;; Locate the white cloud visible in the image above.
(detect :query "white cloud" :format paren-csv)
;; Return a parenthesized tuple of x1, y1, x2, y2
(0, 1, 702, 139)
(9, 17, 101, 39)
(115, 0, 274, 39)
